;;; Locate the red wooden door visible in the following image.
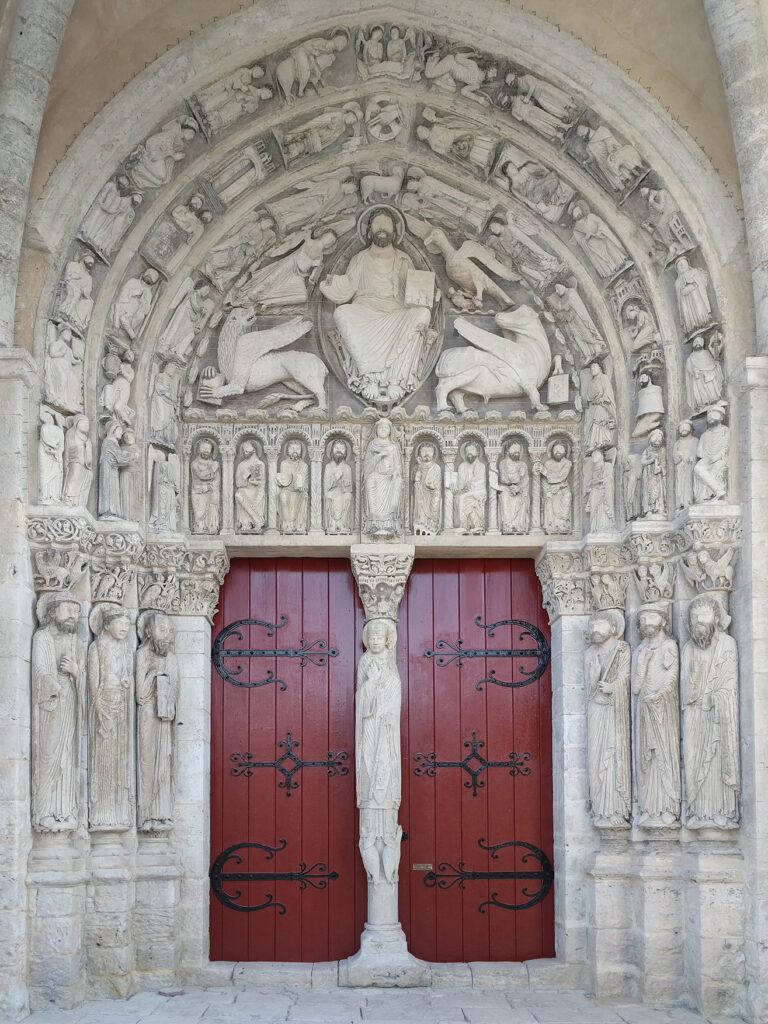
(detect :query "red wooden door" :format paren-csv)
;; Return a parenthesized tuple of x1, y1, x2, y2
(210, 557, 553, 963)
(398, 559, 554, 962)
(209, 558, 366, 962)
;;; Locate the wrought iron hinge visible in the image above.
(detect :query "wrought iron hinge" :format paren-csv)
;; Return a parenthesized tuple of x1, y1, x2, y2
(209, 839, 339, 913)
(425, 617, 550, 690)
(230, 731, 349, 795)
(212, 616, 338, 689)
(414, 731, 532, 796)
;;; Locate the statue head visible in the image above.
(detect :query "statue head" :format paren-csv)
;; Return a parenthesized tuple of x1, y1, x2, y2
(369, 210, 397, 249)
(416, 125, 430, 143)
(678, 420, 693, 438)
(286, 440, 303, 460)
(37, 591, 80, 633)
(363, 617, 395, 653)
(180, 116, 198, 141)
(688, 594, 724, 650)
(81, 252, 95, 270)
(240, 440, 256, 458)
(197, 439, 215, 460)
(92, 603, 131, 641)
(648, 428, 665, 449)
(331, 440, 347, 462)
(388, 26, 399, 40)
(551, 442, 567, 462)
(570, 202, 585, 220)
(692, 335, 705, 350)
(418, 442, 435, 462)
(331, 31, 348, 52)
(139, 609, 173, 655)
(676, 256, 690, 273)
(706, 406, 725, 427)
(375, 419, 391, 440)
(464, 442, 480, 463)
(638, 601, 670, 640)
(587, 608, 625, 645)
(506, 442, 522, 461)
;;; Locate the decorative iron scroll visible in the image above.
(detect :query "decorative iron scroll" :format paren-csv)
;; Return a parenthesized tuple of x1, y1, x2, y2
(209, 839, 339, 913)
(230, 730, 350, 795)
(423, 838, 553, 912)
(212, 616, 339, 689)
(425, 617, 550, 690)
(413, 731, 532, 797)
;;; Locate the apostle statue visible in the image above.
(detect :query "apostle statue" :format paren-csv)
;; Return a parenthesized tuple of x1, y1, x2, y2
(320, 207, 434, 403)
(88, 604, 135, 832)
(136, 610, 179, 832)
(452, 442, 486, 535)
(31, 592, 85, 832)
(681, 594, 739, 829)
(356, 618, 403, 887)
(632, 602, 681, 827)
(584, 610, 631, 827)
(189, 438, 221, 534)
(277, 439, 309, 535)
(412, 442, 442, 536)
(362, 419, 403, 538)
(497, 441, 530, 535)
(323, 439, 354, 535)
(536, 441, 573, 534)
(693, 404, 729, 503)
(234, 440, 266, 533)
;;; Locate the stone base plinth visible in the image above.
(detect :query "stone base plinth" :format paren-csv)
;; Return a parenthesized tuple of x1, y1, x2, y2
(339, 924, 428, 988)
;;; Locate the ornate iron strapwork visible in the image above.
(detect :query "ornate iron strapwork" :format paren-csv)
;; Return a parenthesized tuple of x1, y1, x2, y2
(212, 616, 339, 689)
(413, 731, 532, 797)
(423, 838, 553, 912)
(209, 839, 339, 913)
(425, 617, 550, 690)
(230, 731, 349, 796)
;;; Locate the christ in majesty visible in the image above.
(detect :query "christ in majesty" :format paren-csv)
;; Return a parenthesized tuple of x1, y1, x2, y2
(320, 209, 433, 403)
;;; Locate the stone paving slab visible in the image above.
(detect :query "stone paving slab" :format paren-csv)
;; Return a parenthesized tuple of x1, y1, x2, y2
(8, 984, 741, 1024)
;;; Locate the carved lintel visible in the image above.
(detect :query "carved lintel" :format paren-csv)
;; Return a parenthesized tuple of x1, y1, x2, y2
(535, 545, 588, 619)
(350, 544, 414, 622)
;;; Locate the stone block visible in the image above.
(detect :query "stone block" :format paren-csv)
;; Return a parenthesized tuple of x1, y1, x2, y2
(233, 961, 313, 988)
(310, 960, 338, 987)
(468, 961, 528, 989)
(430, 961, 472, 987)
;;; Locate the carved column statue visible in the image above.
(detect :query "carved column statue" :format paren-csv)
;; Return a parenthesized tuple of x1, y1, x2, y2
(87, 603, 136, 832)
(31, 592, 86, 833)
(344, 545, 426, 987)
(135, 610, 180, 832)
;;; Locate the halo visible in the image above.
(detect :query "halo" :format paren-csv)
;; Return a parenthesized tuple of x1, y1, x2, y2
(357, 204, 406, 245)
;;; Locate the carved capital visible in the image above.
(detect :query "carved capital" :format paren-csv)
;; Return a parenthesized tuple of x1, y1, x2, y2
(138, 540, 228, 620)
(27, 511, 96, 551)
(32, 547, 89, 593)
(350, 543, 414, 622)
(27, 510, 95, 593)
(588, 569, 629, 611)
(633, 560, 676, 603)
(536, 546, 588, 619)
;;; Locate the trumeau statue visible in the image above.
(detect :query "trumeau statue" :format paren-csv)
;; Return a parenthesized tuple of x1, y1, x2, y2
(693, 404, 729, 502)
(363, 419, 403, 538)
(497, 441, 530, 535)
(235, 440, 267, 534)
(323, 439, 354, 535)
(277, 439, 310, 535)
(451, 442, 486, 535)
(189, 437, 221, 534)
(681, 594, 739, 829)
(320, 206, 435, 404)
(31, 592, 85, 833)
(412, 442, 442, 536)
(136, 610, 179, 832)
(537, 440, 573, 535)
(356, 617, 403, 885)
(584, 609, 631, 828)
(88, 604, 135, 832)
(632, 602, 681, 827)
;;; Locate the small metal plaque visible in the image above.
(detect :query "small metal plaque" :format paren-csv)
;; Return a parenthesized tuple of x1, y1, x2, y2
(413, 863, 433, 871)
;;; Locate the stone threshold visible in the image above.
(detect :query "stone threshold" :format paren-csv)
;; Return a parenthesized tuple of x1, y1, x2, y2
(191, 957, 589, 991)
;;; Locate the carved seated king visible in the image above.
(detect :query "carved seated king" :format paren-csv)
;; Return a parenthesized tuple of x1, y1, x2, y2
(320, 207, 434, 404)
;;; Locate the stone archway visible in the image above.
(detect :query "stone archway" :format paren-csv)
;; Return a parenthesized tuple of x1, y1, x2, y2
(16, 1, 753, 1016)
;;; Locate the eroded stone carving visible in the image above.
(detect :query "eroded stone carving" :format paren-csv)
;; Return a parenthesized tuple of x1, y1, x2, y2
(537, 440, 573, 535)
(436, 306, 550, 414)
(486, 211, 562, 292)
(632, 602, 681, 827)
(450, 441, 487, 535)
(621, 301, 659, 354)
(31, 592, 85, 833)
(57, 252, 96, 335)
(583, 360, 616, 453)
(87, 603, 135, 832)
(634, 561, 676, 602)
(100, 344, 136, 427)
(111, 268, 159, 343)
(673, 420, 696, 510)
(638, 185, 692, 265)
(98, 421, 139, 520)
(202, 215, 276, 291)
(136, 610, 179, 831)
(585, 449, 615, 532)
(640, 428, 667, 520)
(685, 333, 724, 415)
(425, 224, 516, 307)
(62, 415, 93, 507)
(570, 123, 646, 195)
(675, 257, 714, 338)
(632, 372, 664, 438)
(79, 175, 143, 261)
(680, 546, 736, 593)
(681, 594, 739, 829)
(570, 201, 631, 281)
(416, 107, 497, 174)
(585, 609, 631, 828)
(545, 282, 604, 364)
(356, 25, 422, 81)
(423, 44, 495, 105)
(323, 438, 354, 535)
(411, 441, 442, 536)
(403, 166, 487, 233)
(363, 419, 403, 538)
(497, 440, 530, 535)
(150, 363, 180, 449)
(275, 31, 349, 104)
(275, 103, 363, 165)
(277, 438, 309, 535)
(192, 65, 272, 135)
(234, 440, 267, 534)
(693, 404, 729, 503)
(33, 548, 88, 593)
(351, 545, 414, 621)
(157, 278, 215, 364)
(39, 408, 65, 504)
(494, 142, 574, 222)
(149, 451, 181, 532)
(128, 117, 198, 190)
(44, 323, 84, 413)
(190, 437, 221, 534)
